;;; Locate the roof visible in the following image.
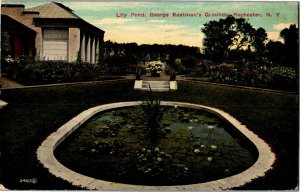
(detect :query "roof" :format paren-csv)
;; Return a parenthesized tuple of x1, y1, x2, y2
(1, 4, 25, 8)
(2, 2, 104, 34)
(2, 15, 36, 34)
(25, 2, 79, 19)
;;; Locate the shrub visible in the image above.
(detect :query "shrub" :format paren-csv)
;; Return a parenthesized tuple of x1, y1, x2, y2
(240, 68, 257, 86)
(181, 56, 199, 69)
(218, 64, 235, 74)
(173, 59, 186, 74)
(140, 67, 147, 75)
(254, 71, 271, 88)
(194, 60, 210, 77)
(268, 67, 298, 91)
(3, 56, 108, 85)
(136, 72, 142, 80)
(169, 70, 177, 81)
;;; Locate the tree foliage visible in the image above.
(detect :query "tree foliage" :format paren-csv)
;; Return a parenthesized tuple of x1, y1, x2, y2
(181, 56, 199, 69)
(280, 24, 299, 70)
(104, 41, 201, 74)
(265, 41, 285, 66)
(201, 15, 267, 62)
(266, 24, 299, 70)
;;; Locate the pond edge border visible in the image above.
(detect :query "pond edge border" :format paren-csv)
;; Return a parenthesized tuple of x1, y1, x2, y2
(37, 101, 276, 190)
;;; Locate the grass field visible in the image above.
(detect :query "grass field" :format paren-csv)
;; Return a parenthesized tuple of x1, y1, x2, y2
(0, 80, 298, 190)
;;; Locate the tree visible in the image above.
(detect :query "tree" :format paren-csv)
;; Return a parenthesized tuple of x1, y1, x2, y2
(280, 24, 298, 48)
(1, 32, 10, 58)
(265, 41, 285, 67)
(181, 56, 199, 69)
(280, 24, 299, 70)
(252, 27, 268, 57)
(201, 15, 267, 62)
(1, 32, 11, 73)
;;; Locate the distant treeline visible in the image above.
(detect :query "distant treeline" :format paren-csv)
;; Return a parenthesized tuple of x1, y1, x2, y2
(104, 41, 201, 62)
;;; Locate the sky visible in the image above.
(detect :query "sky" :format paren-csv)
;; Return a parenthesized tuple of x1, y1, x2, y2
(2, 1, 299, 48)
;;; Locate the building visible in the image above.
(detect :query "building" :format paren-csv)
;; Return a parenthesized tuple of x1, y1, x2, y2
(1, 2, 105, 63)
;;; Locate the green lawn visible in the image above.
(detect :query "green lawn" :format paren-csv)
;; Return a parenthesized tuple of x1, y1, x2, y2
(0, 80, 298, 190)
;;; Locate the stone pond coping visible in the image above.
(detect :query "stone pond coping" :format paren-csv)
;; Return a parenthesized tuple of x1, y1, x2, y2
(0, 100, 8, 109)
(37, 101, 276, 190)
(134, 80, 177, 91)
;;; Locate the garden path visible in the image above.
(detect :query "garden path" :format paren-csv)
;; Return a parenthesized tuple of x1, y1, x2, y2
(0, 76, 24, 88)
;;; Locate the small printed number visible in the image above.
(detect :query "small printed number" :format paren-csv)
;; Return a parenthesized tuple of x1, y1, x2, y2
(19, 178, 37, 184)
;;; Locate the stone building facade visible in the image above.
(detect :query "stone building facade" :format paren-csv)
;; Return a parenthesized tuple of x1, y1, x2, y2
(1, 2, 105, 63)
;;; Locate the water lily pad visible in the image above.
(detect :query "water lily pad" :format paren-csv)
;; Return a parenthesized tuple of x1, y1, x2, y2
(174, 129, 190, 138)
(172, 163, 188, 168)
(109, 122, 121, 129)
(195, 115, 219, 123)
(123, 135, 141, 143)
(174, 150, 187, 158)
(56, 105, 257, 186)
(161, 119, 174, 126)
(86, 122, 109, 131)
(181, 117, 190, 123)
(186, 155, 202, 163)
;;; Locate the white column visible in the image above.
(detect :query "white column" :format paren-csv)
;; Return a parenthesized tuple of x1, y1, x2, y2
(92, 36, 96, 64)
(99, 36, 104, 64)
(81, 32, 86, 61)
(95, 37, 99, 64)
(87, 34, 91, 63)
(68, 28, 80, 62)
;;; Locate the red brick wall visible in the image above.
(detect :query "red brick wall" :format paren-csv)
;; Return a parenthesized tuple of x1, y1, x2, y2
(14, 35, 23, 57)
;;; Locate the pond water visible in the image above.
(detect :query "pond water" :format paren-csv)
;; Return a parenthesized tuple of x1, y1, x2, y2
(55, 106, 258, 186)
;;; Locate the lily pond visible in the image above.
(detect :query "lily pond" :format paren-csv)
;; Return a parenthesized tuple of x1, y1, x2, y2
(55, 106, 258, 186)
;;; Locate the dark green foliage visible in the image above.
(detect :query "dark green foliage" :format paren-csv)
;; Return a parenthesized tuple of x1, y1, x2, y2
(280, 24, 299, 70)
(265, 25, 298, 70)
(3, 56, 115, 85)
(265, 41, 286, 66)
(135, 72, 142, 80)
(189, 61, 298, 92)
(105, 54, 137, 75)
(201, 15, 267, 62)
(268, 67, 298, 91)
(1, 32, 10, 67)
(140, 86, 164, 142)
(104, 41, 201, 75)
(252, 27, 268, 55)
(180, 56, 199, 70)
(169, 70, 177, 81)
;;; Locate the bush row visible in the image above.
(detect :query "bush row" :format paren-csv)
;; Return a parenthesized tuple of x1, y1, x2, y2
(3, 57, 111, 85)
(2, 56, 298, 91)
(189, 62, 298, 92)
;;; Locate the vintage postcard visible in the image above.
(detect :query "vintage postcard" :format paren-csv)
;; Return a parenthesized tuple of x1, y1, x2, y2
(0, 0, 299, 190)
